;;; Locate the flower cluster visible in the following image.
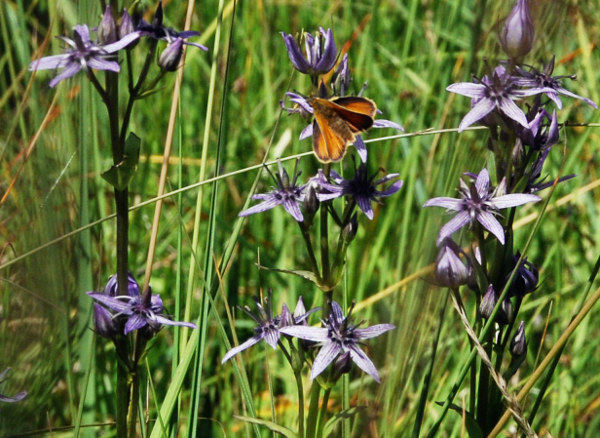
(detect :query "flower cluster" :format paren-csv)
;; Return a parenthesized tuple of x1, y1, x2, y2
(29, 3, 207, 87)
(223, 296, 394, 383)
(423, 3, 597, 431)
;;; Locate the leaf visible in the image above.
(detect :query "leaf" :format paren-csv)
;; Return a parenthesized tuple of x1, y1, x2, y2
(101, 133, 141, 190)
(233, 415, 297, 438)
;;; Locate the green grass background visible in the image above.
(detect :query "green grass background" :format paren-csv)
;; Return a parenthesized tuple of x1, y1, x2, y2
(1, 0, 599, 436)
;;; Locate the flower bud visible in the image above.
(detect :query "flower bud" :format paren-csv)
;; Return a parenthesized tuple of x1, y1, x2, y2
(510, 321, 527, 357)
(158, 38, 184, 71)
(332, 53, 350, 96)
(98, 6, 117, 45)
(334, 351, 353, 375)
(507, 251, 539, 298)
(341, 213, 359, 243)
(93, 303, 118, 339)
(479, 284, 497, 320)
(119, 9, 135, 38)
(435, 239, 471, 289)
(500, 0, 534, 59)
(479, 285, 512, 324)
(303, 186, 319, 225)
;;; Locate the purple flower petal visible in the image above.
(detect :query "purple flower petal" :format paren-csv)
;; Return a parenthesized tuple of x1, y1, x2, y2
(354, 324, 396, 340)
(221, 336, 262, 364)
(373, 118, 404, 131)
(281, 32, 310, 73)
(476, 211, 505, 244)
(348, 345, 381, 382)
(491, 193, 540, 209)
(437, 210, 471, 244)
(424, 197, 462, 210)
(311, 341, 341, 380)
(458, 98, 496, 132)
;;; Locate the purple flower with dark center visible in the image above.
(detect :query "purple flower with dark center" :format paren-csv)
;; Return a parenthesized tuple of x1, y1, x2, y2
(239, 159, 308, 222)
(314, 163, 403, 220)
(282, 92, 404, 162)
(222, 294, 317, 364)
(514, 57, 597, 110)
(281, 27, 337, 76)
(137, 2, 207, 51)
(0, 368, 27, 403)
(447, 65, 549, 132)
(88, 273, 196, 336)
(29, 24, 140, 88)
(424, 168, 540, 245)
(280, 301, 395, 382)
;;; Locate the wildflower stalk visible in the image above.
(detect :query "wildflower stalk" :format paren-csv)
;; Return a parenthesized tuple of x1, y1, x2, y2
(306, 383, 322, 438)
(316, 386, 332, 438)
(320, 164, 332, 290)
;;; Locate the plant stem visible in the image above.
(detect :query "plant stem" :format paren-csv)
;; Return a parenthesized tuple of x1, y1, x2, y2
(294, 370, 305, 438)
(306, 382, 322, 438)
(316, 387, 331, 438)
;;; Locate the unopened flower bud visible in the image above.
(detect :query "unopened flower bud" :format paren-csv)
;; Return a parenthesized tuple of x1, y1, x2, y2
(342, 213, 359, 243)
(435, 239, 471, 289)
(332, 53, 350, 96)
(303, 186, 319, 224)
(334, 351, 353, 375)
(479, 284, 498, 319)
(98, 6, 117, 45)
(479, 285, 512, 324)
(507, 251, 539, 298)
(158, 39, 184, 71)
(510, 321, 527, 357)
(93, 303, 118, 339)
(500, 0, 534, 59)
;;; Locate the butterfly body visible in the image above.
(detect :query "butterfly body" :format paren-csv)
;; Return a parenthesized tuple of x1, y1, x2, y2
(309, 96, 377, 162)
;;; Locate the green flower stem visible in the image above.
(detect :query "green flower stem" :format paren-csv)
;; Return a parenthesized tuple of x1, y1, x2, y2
(320, 164, 331, 288)
(294, 370, 305, 438)
(306, 382, 322, 438)
(298, 221, 321, 283)
(120, 41, 158, 145)
(115, 336, 130, 438)
(316, 387, 331, 438)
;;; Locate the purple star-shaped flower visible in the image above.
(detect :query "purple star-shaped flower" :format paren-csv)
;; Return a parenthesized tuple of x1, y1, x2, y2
(424, 168, 541, 245)
(137, 2, 208, 51)
(313, 163, 403, 220)
(239, 159, 308, 222)
(88, 273, 196, 335)
(222, 294, 318, 364)
(513, 57, 597, 110)
(29, 24, 140, 88)
(447, 65, 548, 132)
(281, 27, 337, 76)
(280, 301, 395, 382)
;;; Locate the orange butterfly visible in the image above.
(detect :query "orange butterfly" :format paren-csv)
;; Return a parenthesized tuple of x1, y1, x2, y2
(309, 96, 377, 163)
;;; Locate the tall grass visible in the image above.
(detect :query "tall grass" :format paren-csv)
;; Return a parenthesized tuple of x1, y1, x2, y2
(1, 0, 599, 436)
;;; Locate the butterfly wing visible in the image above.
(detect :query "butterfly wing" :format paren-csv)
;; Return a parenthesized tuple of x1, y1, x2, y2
(330, 97, 377, 133)
(312, 112, 353, 162)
